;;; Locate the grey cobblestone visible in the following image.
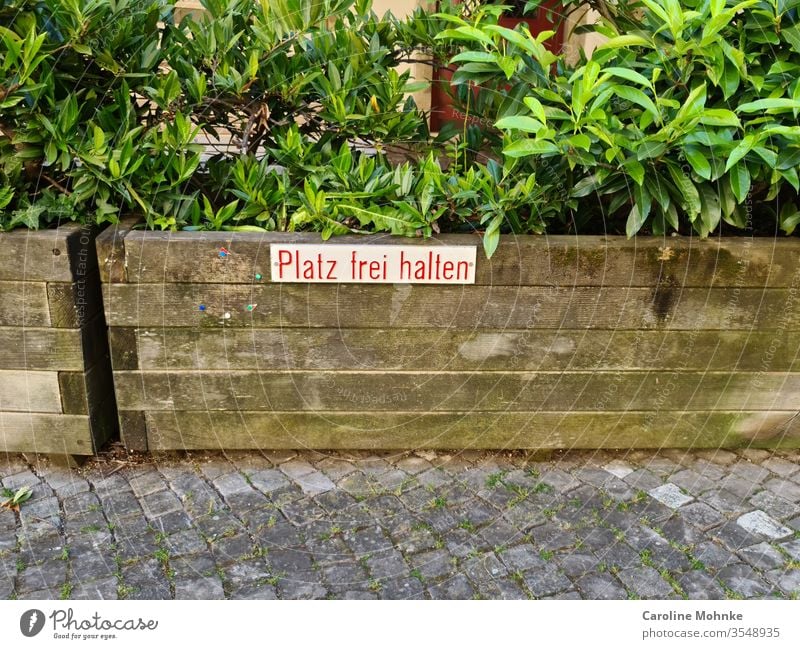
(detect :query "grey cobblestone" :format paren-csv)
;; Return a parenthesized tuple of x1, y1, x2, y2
(70, 577, 117, 600)
(761, 457, 799, 478)
(574, 573, 626, 599)
(677, 571, 726, 599)
(737, 542, 786, 571)
(427, 574, 474, 599)
(128, 471, 166, 498)
(716, 563, 772, 598)
(1, 449, 798, 600)
(764, 478, 800, 502)
(175, 577, 225, 599)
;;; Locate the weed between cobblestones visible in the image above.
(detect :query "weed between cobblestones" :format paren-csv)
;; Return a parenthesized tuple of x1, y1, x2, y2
(721, 585, 745, 600)
(458, 520, 475, 533)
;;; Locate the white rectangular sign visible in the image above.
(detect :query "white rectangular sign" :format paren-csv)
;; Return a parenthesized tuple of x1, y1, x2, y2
(270, 243, 477, 284)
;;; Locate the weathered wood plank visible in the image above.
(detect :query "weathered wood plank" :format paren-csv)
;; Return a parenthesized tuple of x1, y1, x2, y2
(96, 217, 137, 283)
(0, 327, 83, 370)
(118, 230, 800, 287)
(0, 223, 99, 282)
(0, 413, 93, 454)
(108, 327, 139, 370)
(0, 370, 62, 413)
(47, 270, 103, 328)
(113, 370, 800, 412)
(59, 363, 113, 416)
(119, 410, 147, 451)
(0, 226, 75, 282)
(0, 282, 51, 327)
(131, 328, 800, 372)
(58, 371, 88, 415)
(103, 284, 800, 330)
(144, 410, 800, 450)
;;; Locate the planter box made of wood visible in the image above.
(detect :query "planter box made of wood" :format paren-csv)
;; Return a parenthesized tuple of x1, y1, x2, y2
(97, 220, 800, 451)
(0, 223, 118, 456)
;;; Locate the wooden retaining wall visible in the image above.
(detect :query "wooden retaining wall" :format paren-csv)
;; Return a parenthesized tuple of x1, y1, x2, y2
(98, 219, 800, 450)
(0, 224, 118, 456)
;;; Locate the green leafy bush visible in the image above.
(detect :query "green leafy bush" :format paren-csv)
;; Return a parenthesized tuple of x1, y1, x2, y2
(444, 0, 800, 239)
(2, 0, 799, 257)
(1, 0, 181, 229)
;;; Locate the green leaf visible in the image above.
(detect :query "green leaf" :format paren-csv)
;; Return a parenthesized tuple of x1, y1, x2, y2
(611, 85, 660, 122)
(494, 116, 545, 133)
(602, 67, 651, 87)
(736, 98, 800, 113)
(624, 159, 645, 185)
(597, 35, 652, 50)
(637, 141, 667, 160)
(92, 125, 105, 151)
(779, 202, 800, 234)
(698, 184, 722, 233)
(780, 166, 800, 191)
(728, 163, 751, 203)
(725, 135, 757, 171)
(483, 213, 503, 258)
(503, 139, 560, 158)
(673, 83, 707, 125)
(720, 60, 741, 99)
(483, 25, 536, 54)
(571, 175, 599, 198)
(698, 109, 740, 127)
(450, 51, 498, 64)
(777, 148, 800, 170)
(666, 163, 701, 218)
(684, 147, 712, 180)
(567, 134, 592, 152)
(437, 26, 494, 47)
(626, 200, 649, 238)
(523, 97, 547, 124)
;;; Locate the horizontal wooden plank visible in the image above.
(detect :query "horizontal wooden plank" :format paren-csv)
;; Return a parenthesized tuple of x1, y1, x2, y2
(58, 371, 87, 415)
(0, 370, 62, 413)
(131, 328, 800, 371)
(144, 410, 800, 450)
(113, 371, 800, 412)
(0, 413, 93, 454)
(0, 327, 83, 370)
(47, 270, 103, 328)
(0, 223, 99, 282)
(58, 360, 113, 416)
(108, 327, 139, 370)
(116, 230, 800, 287)
(103, 283, 800, 330)
(0, 225, 76, 282)
(0, 282, 51, 327)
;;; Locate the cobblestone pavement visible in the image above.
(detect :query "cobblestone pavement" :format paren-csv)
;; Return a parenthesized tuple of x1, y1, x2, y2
(1, 448, 800, 600)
